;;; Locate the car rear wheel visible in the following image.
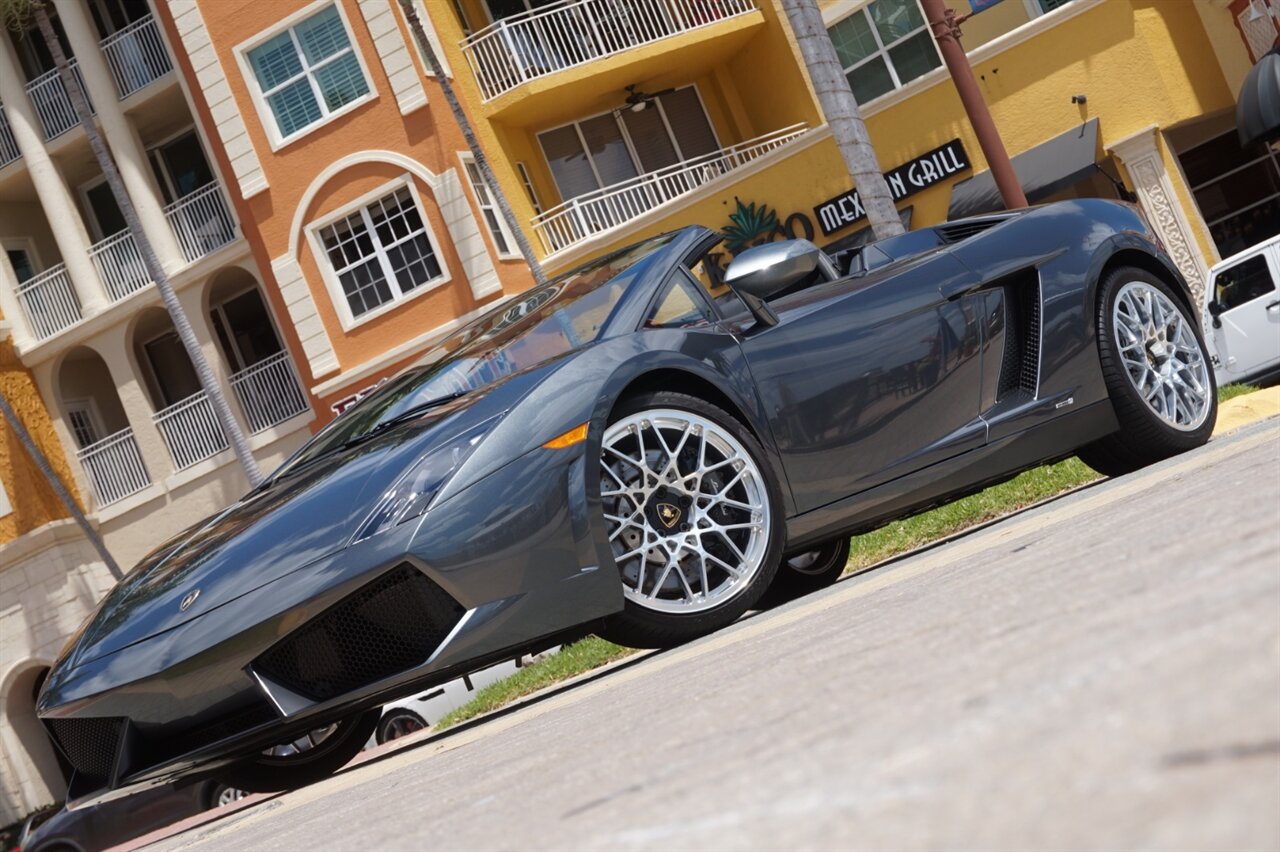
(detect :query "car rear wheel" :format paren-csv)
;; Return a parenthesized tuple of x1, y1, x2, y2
(219, 708, 379, 793)
(597, 391, 784, 648)
(1078, 268, 1216, 476)
(376, 708, 428, 744)
(754, 537, 851, 610)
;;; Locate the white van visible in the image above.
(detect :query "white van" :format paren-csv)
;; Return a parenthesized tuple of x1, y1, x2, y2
(1205, 234, 1280, 387)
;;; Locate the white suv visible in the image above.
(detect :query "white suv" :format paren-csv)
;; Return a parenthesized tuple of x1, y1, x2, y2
(1206, 234, 1280, 386)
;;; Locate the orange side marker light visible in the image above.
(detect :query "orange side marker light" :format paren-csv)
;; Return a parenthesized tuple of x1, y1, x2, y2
(543, 422, 588, 449)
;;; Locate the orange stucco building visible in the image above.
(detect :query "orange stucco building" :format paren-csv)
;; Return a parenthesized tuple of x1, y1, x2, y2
(155, 0, 535, 420)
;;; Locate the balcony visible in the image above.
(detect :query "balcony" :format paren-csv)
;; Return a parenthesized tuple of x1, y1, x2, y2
(89, 230, 150, 302)
(17, 264, 82, 341)
(165, 183, 236, 263)
(462, 0, 758, 102)
(0, 104, 19, 167)
(101, 15, 172, 100)
(153, 391, 228, 471)
(77, 427, 150, 506)
(229, 352, 310, 434)
(533, 123, 810, 254)
(24, 61, 93, 141)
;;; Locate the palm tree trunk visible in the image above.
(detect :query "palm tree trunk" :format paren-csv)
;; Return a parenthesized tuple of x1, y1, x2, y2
(0, 390, 123, 580)
(397, 1, 549, 286)
(780, 0, 905, 240)
(30, 5, 263, 487)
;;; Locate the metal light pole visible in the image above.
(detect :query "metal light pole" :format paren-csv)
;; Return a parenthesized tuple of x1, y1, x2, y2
(920, 0, 1028, 211)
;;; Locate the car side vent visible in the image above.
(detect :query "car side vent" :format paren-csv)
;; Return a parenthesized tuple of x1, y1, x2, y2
(254, 564, 465, 702)
(936, 215, 1012, 244)
(44, 716, 126, 784)
(997, 277, 1042, 400)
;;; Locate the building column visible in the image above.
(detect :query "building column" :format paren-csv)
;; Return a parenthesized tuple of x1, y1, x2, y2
(0, 252, 35, 350)
(52, 0, 187, 275)
(0, 36, 110, 314)
(1108, 125, 1213, 305)
(95, 328, 177, 484)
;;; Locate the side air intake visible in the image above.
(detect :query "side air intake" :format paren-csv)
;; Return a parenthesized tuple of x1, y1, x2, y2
(254, 564, 465, 702)
(997, 276, 1042, 400)
(936, 214, 1012, 244)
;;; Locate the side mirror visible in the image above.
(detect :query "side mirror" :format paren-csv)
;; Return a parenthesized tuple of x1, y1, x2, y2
(725, 240, 833, 327)
(1207, 299, 1223, 328)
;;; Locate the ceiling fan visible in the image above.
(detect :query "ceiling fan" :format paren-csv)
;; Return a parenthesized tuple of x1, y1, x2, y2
(621, 84, 676, 113)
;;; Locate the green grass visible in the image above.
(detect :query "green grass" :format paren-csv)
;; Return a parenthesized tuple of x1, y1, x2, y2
(437, 382, 1265, 728)
(434, 636, 635, 731)
(1217, 383, 1258, 404)
(844, 457, 1100, 572)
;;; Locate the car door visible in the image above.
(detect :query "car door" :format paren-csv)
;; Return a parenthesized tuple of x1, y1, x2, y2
(1209, 243, 1280, 383)
(727, 247, 987, 514)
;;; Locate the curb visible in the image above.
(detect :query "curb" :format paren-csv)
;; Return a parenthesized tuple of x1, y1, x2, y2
(1213, 386, 1280, 436)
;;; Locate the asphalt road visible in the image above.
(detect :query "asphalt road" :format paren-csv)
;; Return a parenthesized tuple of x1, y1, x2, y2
(148, 421, 1280, 852)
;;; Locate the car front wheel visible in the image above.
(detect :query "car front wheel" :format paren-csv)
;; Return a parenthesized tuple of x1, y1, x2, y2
(219, 708, 379, 793)
(597, 391, 784, 649)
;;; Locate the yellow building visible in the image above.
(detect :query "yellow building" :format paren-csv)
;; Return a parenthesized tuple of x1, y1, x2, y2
(426, 0, 1271, 304)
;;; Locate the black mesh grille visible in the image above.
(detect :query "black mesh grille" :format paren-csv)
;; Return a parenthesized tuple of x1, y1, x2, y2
(936, 215, 1010, 244)
(254, 565, 465, 702)
(45, 717, 125, 781)
(997, 278, 1042, 400)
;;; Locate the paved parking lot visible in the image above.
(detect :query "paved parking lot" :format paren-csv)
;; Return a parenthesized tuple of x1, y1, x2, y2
(145, 421, 1280, 852)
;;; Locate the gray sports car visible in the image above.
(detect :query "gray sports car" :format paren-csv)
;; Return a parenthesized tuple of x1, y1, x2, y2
(38, 199, 1215, 807)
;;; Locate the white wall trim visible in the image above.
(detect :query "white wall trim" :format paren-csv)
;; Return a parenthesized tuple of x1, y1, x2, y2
(356, 0, 429, 116)
(166, 0, 269, 199)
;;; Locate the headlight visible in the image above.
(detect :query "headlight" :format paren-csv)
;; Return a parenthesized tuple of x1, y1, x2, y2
(352, 418, 495, 543)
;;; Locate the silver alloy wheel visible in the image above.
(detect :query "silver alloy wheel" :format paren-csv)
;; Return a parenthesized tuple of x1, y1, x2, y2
(601, 408, 770, 614)
(216, 786, 245, 807)
(1112, 281, 1211, 431)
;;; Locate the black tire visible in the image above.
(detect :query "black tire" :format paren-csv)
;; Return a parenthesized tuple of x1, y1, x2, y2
(598, 391, 785, 649)
(219, 708, 379, 793)
(376, 708, 428, 745)
(1077, 267, 1216, 477)
(206, 782, 246, 809)
(754, 537, 851, 610)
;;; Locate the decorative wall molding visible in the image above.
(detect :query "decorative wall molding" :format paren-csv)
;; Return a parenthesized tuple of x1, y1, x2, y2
(357, 0, 429, 116)
(1109, 126, 1209, 303)
(167, 0, 268, 199)
(271, 254, 340, 380)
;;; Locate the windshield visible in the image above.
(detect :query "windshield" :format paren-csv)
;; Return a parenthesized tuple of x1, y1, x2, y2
(272, 233, 676, 477)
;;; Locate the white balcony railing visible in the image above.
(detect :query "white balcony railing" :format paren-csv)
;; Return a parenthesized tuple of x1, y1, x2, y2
(229, 352, 310, 434)
(24, 61, 94, 141)
(462, 0, 757, 101)
(77, 428, 150, 507)
(154, 391, 228, 470)
(16, 264, 82, 340)
(533, 123, 810, 254)
(101, 14, 172, 100)
(165, 183, 236, 263)
(0, 104, 20, 167)
(89, 230, 151, 302)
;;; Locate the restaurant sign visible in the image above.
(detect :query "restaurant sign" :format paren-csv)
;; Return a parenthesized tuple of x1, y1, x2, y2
(814, 139, 971, 236)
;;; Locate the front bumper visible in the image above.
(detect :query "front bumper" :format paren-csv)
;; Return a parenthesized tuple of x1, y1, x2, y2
(39, 441, 624, 808)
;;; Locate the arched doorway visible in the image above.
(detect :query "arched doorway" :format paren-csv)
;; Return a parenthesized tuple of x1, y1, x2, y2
(56, 346, 150, 507)
(1, 664, 67, 812)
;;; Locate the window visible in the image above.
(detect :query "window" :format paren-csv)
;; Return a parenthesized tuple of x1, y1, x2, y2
(210, 288, 283, 372)
(1026, 0, 1076, 17)
(316, 185, 446, 323)
(147, 130, 214, 203)
(647, 275, 712, 328)
(537, 87, 719, 202)
(516, 161, 542, 214)
(1179, 130, 1280, 258)
(827, 0, 941, 105)
(0, 476, 9, 518)
(1214, 254, 1276, 312)
(244, 4, 371, 143)
(3, 241, 39, 284)
(461, 156, 516, 258)
(65, 401, 103, 449)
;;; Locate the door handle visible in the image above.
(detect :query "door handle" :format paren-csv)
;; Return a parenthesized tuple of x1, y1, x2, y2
(1267, 300, 1279, 311)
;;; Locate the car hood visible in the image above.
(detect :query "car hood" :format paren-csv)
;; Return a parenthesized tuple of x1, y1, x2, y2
(63, 402, 489, 670)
